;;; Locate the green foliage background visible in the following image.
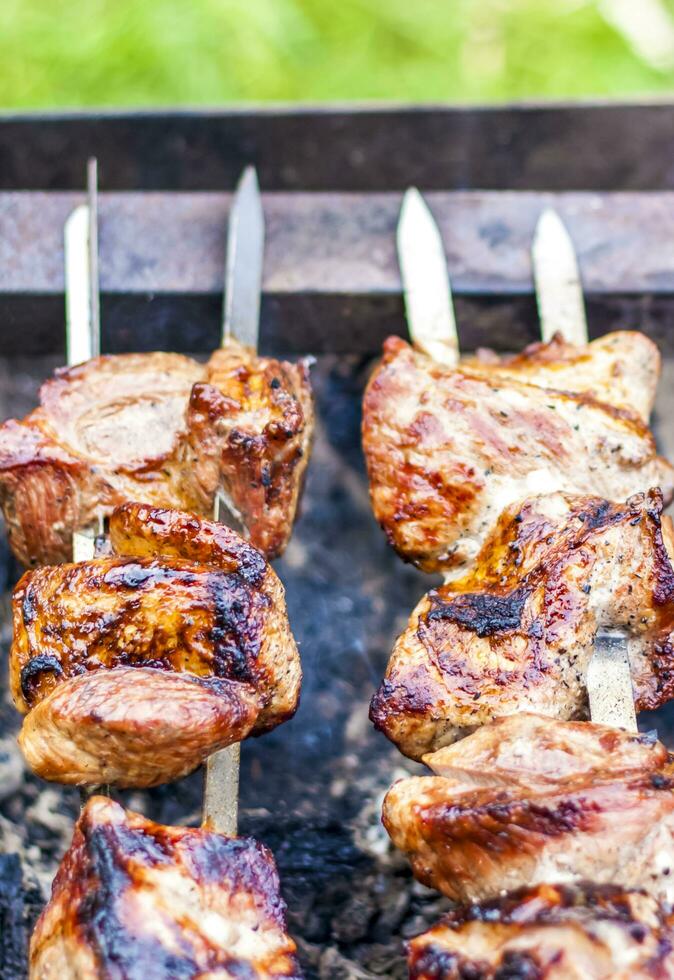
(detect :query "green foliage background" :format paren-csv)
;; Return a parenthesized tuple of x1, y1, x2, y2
(1, 0, 674, 107)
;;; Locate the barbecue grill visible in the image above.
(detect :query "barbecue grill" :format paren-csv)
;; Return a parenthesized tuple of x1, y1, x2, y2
(2, 101, 674, 979)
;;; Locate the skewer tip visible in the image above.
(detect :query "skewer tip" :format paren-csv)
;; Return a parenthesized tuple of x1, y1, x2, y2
(238, 164, 259, 193)
(533, 207, 570, 247)
(397, 186, 427, 236)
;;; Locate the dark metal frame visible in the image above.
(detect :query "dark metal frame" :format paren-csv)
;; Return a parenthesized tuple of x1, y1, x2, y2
(2, 103, 674, 357)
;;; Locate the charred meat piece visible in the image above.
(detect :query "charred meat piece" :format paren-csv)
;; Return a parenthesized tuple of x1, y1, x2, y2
(408, 882, 674, 980)
(186, 344, 313, 560)
(383, 714, 674, 904)
(11, 505, 301, 786)
(371, 489, 674, 760)
(362, 336, 672, 573)
(464, 329, 660, 423)
(30, 796, 302, 980)
(0, 340, 313, 566)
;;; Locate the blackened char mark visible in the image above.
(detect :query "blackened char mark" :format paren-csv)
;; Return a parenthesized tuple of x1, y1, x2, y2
(102, 562, 183, 590)
(427, 587, 529, 638)
(21, 580, 38, 625)
(409, 945, 543, 980)
(78, 823, 197, 980)
(577, 499, 613, 532)
(441, 882, 645, 930)
(369, 678, 434, 735)
(20, 655, 62, 703)
(208, 571, 265, 684)
(180, 833, 287, 927)
(408, 945, 484, 980)
(78, 822, 275, 980)
(235, 545, 267, 588)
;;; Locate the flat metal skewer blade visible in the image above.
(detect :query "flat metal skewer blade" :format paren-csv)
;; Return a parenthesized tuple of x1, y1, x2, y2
(206, 167, 266, 835)
(66, 161, 102, 571)
(533, 214, 634, 732)
(64, 159, 101, 366)
(203, 743, 240, 836)
(87, 157, 101, 358)
(532, 209, 588, 346)
(586, 631, 637, 732)
(65, 164, 104, 809)
(64, 206, 93, 366)
(222, 165, 265, 350)
(397, 188, 458, 367)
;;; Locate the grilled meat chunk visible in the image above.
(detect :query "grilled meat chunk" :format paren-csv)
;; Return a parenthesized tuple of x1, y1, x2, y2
(464, 330, 660, 423)
(408, 883, 674, 980)
(371, 489, 674, 759)
(383, 714, 674, 904)
(109, 500, 271, 577)
(11, 505, 301, 786)
(30, 796, 302, 980)
(0, 341, 313, 566)
(362, 336, 672, 573)
(20, 668, 260, 788)
(186, 344, 313, 559)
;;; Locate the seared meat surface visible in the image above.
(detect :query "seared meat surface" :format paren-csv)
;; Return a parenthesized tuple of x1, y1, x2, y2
(383, 714, 674, 904)
(362, 336, 672, 573)
(371, 489, 674, 759)
(408, 883, 674, 980)
(30, 796, 301, 980)
(186, 344, 313, 559)
(0, 341, 313, 566)
(464, 330, 660, 423)
(12, 505, 301, 786)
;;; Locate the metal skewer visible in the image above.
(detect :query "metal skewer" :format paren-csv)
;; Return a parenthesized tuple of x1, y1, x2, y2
(532, 208, 637, 732)
(64, 158, 103, 562)
(65, 160, 108, 803)
(532, 209, 589, 347)
(203, 166, 265, 836)
(397, 188, 459, 367)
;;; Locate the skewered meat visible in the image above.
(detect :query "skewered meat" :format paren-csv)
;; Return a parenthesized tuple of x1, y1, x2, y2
(30, 796, 301, 979)
(383, 713, 674, 904)
(464, 330, 660, 423)
(362, 335, 672, 573)
(0, 340, 313, 567)
(371, 488, 674, 759)
(11, 504, 301, 786)
(407, 882, 674, 980)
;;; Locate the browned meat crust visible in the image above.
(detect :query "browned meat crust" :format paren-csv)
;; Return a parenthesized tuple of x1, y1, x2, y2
(0, 341, 313, 566)
(11, 505, 301, 786)
(109, 500, 269, 581)
(30, 796, 302, 979)
(186, 344, 314, 560)
(464, 329, 660, 422)
(383, 714, 674, 904)
(371, 489, 674, 759)
(408, 883, 674, 980)
(19, 668, 260, 787)
(362, 336, 673, 573)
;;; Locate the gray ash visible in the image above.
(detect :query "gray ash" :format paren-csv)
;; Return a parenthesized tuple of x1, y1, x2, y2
(2, 355, 674, 979)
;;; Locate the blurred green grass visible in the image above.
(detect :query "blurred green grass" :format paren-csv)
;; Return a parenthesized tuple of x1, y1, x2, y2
(2, 0, 674, 108)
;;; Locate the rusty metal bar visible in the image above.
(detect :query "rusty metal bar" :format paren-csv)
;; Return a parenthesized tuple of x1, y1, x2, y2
(2, 190, 674, 355)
